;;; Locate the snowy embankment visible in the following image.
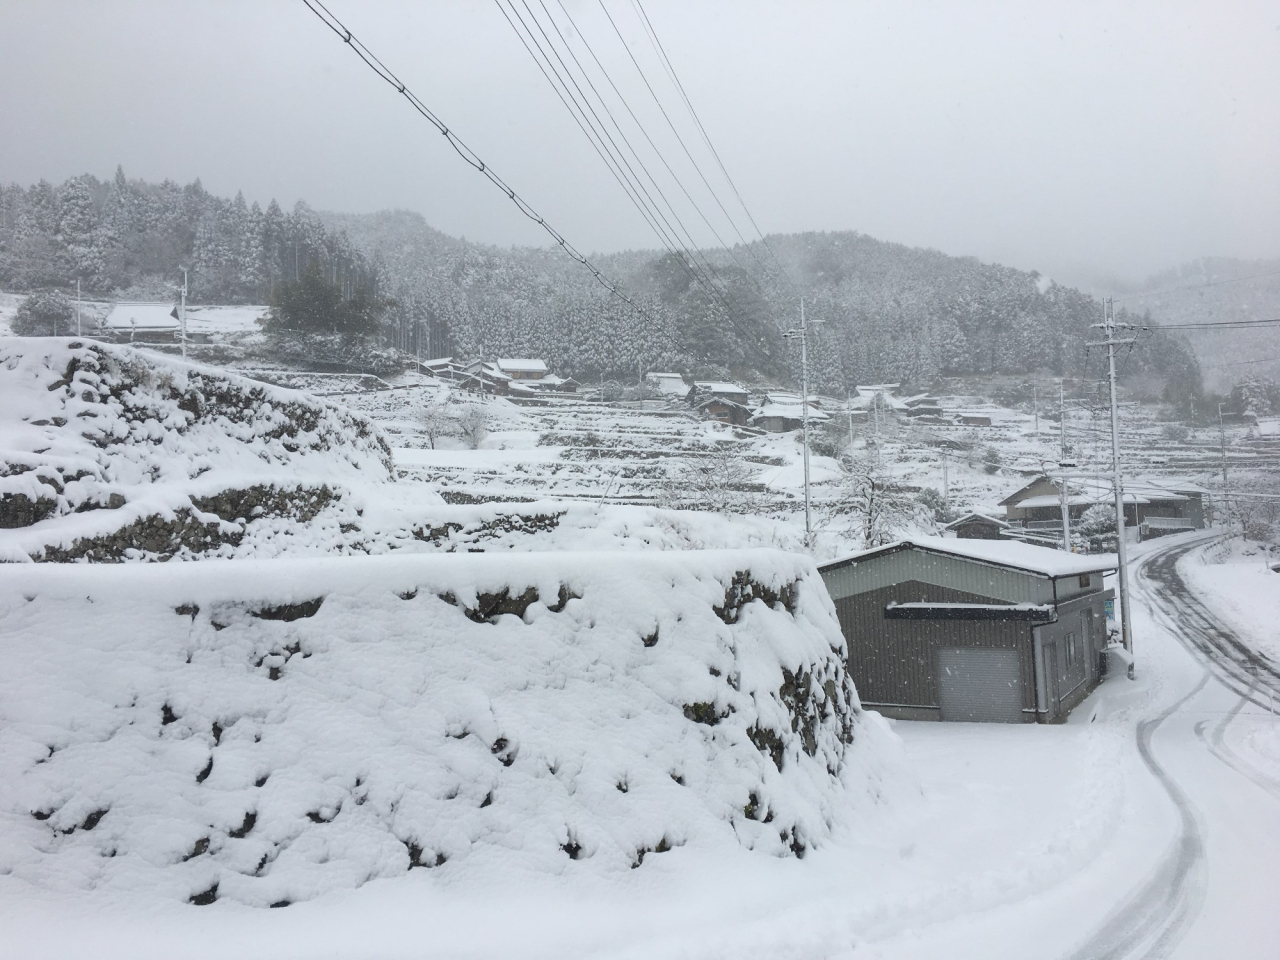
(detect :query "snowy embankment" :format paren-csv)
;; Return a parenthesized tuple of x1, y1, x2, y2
(0, 549, 902, 908)
(0, 337, 425, 562)
(1178, 539, 1280, 663)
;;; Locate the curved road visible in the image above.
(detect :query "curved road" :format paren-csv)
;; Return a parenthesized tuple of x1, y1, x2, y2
(1066, 533, 1280, 960)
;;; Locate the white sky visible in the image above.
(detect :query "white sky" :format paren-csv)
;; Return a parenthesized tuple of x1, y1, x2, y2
(2, 0, 1278, 286)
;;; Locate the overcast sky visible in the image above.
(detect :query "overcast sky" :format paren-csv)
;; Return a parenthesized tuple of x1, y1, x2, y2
(3, 0, 1278, 287)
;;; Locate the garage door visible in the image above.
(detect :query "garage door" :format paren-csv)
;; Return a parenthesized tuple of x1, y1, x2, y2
(937, 647, 1024, 723)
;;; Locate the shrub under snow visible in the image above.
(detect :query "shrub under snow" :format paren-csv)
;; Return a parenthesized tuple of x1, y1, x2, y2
(0, 549, 901, 907)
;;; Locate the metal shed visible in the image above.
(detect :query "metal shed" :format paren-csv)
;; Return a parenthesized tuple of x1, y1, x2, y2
(818, 537, 1117, 723)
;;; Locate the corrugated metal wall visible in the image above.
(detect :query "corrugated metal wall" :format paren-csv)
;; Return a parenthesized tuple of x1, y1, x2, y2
(822, 549, 1054, 605)
(833, 580, 1038, 719)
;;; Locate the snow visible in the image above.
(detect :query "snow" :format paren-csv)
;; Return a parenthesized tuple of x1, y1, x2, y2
(0, 549, 898, 907)
(101, 301, 179, 332)
(825, 536, 1119, 578)
(496, 359, 548, 375)
(1178, 540, 1280, 662)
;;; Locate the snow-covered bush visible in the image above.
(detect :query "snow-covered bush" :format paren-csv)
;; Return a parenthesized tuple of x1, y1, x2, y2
(10, 291, 74, 336)
(0, 550, 902, 906)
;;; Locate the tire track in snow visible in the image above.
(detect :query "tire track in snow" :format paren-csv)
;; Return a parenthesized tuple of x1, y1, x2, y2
(1061, 670, 1208, 960)
(1068, 534, 1280, 960)
(1191, 694, 1280, 804)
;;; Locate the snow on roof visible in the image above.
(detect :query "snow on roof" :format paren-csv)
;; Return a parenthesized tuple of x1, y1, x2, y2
(942, 512, 1010, 529)
(855, 383, 900, 394)
(694, 381, 748, 395)
(753, 401, 831, 422)
(102, 301, 179, 331)
(823, 535, 1118, 579)
(646, 372, 685, 380)
(496, 358, 548, 373)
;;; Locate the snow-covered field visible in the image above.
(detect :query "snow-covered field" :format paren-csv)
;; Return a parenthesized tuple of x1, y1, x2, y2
(1179, 539, 1280, 662)
(4, 339, 1280, 958)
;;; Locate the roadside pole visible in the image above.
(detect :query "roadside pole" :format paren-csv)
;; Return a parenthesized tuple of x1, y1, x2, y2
(76, 279, 82, 336)
(784, 298, 822, 548)
(1090, 298, 1137, 679)
(1218, 402, 1230, 533)
(179, 268, 188, 361)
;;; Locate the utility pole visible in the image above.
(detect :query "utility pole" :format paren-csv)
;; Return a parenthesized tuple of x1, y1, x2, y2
(1058, 465, 1072, 552)
(75, 279, 82, 337)
(1059, 379, 1067, 462)
(179, 268, 188, 361)
(942, 448, 949, 509)
(846, 387, 856, 463)
(784, 298, 823, 548)
(1089, 298, 1138, 679)
(1033, 384, 1039, 436)
(1218, 402, 1231, 532)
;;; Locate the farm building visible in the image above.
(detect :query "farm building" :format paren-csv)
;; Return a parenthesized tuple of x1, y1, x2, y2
(751, 394, 831, 433)
(645, 372, 691, 399)
(100, 302, 180, 341)
(693, 381, 750, 405)
(818, 538, 1116, 723)
(696, 396, 752, 427)
(942, 512, 1010, 540)
(1000, 475, 1206, 542)
(495, 358, 549, 380)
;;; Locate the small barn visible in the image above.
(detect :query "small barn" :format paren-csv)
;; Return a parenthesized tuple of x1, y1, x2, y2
(942, 512, 1010, 540)
(818, 538, 1116, 723)
(697, 396, 752, 427)
(495, 358, 549, 381)
(751, 394, 832, 433)
(693, 381, 750, 405)
(101, 302, 180, 341)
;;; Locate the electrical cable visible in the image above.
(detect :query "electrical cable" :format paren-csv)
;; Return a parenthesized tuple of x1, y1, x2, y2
(597, 0, 793, 298)
(549, 0, 775, 303)
(299, 0, 675, 341)
(497, 0, 767, 340)
(629, 0, 796, 292)
(1109, 269, 1280, 305)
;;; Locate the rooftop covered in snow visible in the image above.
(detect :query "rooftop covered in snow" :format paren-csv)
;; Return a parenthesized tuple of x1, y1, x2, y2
(821, 536, 1118, 579)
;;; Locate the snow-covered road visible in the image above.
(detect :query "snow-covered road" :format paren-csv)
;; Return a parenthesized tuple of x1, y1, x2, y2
(1064, 533, 1280, 960)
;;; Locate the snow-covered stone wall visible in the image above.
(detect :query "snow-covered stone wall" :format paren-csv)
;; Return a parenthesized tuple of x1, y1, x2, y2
(0, 338, 400, 561)
(0, 550, 901, 907)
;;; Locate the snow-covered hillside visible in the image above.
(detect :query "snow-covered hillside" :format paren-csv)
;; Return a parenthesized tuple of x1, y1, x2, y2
(0, 550, 902, 906)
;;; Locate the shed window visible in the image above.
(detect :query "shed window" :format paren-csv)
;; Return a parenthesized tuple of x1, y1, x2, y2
(1078, 574, 1091, 588)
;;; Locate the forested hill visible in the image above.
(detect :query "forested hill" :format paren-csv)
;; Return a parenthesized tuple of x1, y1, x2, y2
(0, 171, 1198, 398)
(326, 209, 1200, 399)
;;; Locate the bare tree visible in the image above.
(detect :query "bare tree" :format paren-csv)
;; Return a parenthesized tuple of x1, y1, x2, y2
(835, 458, 921, 546)
(457, 403, 491, 450)
(658, 447, 760, 514)
(417, 394, 458, 449)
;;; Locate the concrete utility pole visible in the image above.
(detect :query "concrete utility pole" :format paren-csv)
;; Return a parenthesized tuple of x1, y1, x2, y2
(1089, 298, 1138, 679)
(75, 279, 82, 336)
(784, 298, 823, 548)
(846, 387, 856, 463)
(942, 448, 949, 509)
(179, 268, 188, 361)
(1033, 384, 1039, 436)
(1218, 401, 1231, 531)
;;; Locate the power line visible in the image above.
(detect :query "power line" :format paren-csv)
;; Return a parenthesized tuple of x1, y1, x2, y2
(549, 0, 773, 303)
(1148, 318, 1280, 331)
(597, 0, 791, 299)
(1203, 356, 1280, 368)
(493, 0, 711, 300)
(299, 0, 668, 337)
(496, 0, 760, 338)
(1110, 268, 1280, 305)
(629, 0, 795, 293)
